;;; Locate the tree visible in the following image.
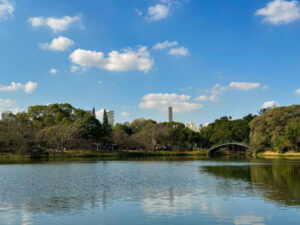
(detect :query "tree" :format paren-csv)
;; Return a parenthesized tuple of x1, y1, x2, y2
(285, 119, 300, 152)
(250, 105, 300, 153)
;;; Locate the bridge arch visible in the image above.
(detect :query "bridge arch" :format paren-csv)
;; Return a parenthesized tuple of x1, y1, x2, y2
(208, 143, 249, 157)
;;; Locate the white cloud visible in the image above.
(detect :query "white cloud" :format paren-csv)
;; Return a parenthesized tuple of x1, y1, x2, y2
(169, 47, 189, 56)
(195, 95, 218, 102)
(153, 40, 178, 50)
(139, 93, 202, 113)
(228, 82, 261, 91)
(295, 88, 300, 94)
(39, 36, 74, 51)
(0, 99, 22, 117)
(70, 65, 79, 73)
(147, 4, 170, 21)
(261, 85, 269, 90)
(135, 9, 143, 16)
(28, 15, 82, 32)
(121, 112, 130, 117)
(0, 81, 38, 93)
(146, 0, 185, 21)
(23, 81, 38, 93)
(50, 68, 58, 74)
(0, 0, 13, 19)
(262, 100, 279, 109)
(196, 82, 263, 103)
(0, 98, 15, 108)
(70, 46, 154, 73)
(255, 0, 300, 25)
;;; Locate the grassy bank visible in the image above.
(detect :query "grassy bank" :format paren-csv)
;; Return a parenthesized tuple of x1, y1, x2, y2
(257, 151, 300, 159)
(0, 150, 208, 162)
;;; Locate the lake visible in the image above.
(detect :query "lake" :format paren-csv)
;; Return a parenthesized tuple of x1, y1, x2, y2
(0, 158, 300, 225)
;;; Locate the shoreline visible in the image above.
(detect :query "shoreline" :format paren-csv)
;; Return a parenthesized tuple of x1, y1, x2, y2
(257, 151, 300, 159)
(1, 150, 300, 162)
(0, 150, 208, 161)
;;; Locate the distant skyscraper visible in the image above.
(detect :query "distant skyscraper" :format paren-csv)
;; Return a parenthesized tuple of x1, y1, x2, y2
(107, 110, 115, 126)
(92, 107, 96, 118)
(1, 111, 12, 120)
(186, 122, 197, 132)
(168, 106, 173, 122)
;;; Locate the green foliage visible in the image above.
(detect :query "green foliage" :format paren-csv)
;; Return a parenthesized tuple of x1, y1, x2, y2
(199, 115, 254, 148)
(2, 102, 299, 155)
(0, 103, 104, 155)
(111, 120, 200, 151)
(250, 105, 300, 153)
(285, 119, 300, 152)
(274, 136, 289, 153)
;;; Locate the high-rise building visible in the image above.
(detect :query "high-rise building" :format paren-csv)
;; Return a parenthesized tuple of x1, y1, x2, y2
(1, 111, 12, 120)
(168, 106, 173, 122)
(186, 122, 197, 132)
(106, 110, 114, 126)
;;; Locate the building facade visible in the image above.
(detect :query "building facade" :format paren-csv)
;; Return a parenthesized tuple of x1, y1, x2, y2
(107, 110, 114, 126)
(168, 106, 173, 122)
(1, 111, 12, 120)
(186, 122, 197, 132)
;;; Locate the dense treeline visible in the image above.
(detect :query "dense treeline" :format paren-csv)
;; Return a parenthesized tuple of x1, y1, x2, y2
(112, 120, 202, 151)
(0, 104, 106, 157)
(0, 103, 299, 157)
(199, 114, 255, 149)
(249, 105, 300, 153)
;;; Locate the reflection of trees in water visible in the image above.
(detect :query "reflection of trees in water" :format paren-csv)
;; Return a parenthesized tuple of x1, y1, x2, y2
(251, 164, 300, 206)
(202, 163, 300, 207)
(0, 190, 110, 216)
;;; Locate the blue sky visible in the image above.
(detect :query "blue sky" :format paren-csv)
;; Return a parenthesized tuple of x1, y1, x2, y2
(0, 0, 299, 125)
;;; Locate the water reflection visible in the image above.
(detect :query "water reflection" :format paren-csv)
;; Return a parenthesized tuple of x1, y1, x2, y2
(0, 160, 299, 225)
(202, 161, 300, 207)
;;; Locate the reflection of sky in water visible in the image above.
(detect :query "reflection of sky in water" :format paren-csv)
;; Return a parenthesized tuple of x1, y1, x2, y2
(0, 160, 300, 225)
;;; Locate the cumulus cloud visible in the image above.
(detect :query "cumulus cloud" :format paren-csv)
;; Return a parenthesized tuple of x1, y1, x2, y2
(0, 0, 13, 19)
(195, 84, 224, 102)
(39, 36, 74, 51)
(139, 93, 202, 113)
(0, 98, 15, 108)
(261, 100, 279, 109)
(169, 47, 189, 56)
(195, 95, 218, 102)
(0, 99, 22, 117)
(153, 40, 178, 50)
(70, 46, 154, 73)
(28, 15, 82, 32)
(121, 112, 130, 117)
(196, 82, 263, 103)
(228, 82, 261, 91)
(295, 88, 300, 94)
(50, 68, 58, 74)
(147, 4, 170, 21)
(0, 81, 38, 93)
(255, 0, 300, 25)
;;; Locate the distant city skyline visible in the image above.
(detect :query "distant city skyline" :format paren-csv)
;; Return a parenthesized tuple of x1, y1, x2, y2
(0, 0, 299, 125)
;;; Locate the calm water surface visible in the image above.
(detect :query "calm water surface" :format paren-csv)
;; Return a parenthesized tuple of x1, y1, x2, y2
(0, 158, 300, 225)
